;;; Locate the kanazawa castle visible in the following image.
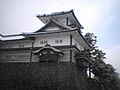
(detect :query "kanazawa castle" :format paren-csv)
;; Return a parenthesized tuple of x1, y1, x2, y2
(0, 10, 90, 63)
(0, 10, 98, 90)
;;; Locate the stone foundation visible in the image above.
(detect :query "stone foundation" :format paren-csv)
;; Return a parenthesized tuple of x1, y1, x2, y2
(0, 62, 88, 90)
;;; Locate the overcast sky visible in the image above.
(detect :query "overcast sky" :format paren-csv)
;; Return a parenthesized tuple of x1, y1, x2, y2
(0, 0, 120, 73)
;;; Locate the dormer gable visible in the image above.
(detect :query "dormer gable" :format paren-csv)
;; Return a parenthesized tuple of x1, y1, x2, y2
(35, 19, 71, 32)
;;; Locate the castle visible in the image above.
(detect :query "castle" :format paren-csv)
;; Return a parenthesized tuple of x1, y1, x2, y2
(0, 10, 100, 90)
(0, 10, 90, 63)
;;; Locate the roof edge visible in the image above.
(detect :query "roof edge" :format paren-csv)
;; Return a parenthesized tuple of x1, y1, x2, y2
(71, 11, 84, 29)
(36, 10, 73, 18)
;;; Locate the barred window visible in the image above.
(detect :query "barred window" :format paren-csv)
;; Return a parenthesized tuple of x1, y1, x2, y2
(55, 40, 63, 43)
(19, 44, 24, 48)
(40, 40, 47, 44)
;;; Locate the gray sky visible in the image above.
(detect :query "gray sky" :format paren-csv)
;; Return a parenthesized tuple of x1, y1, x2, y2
(0, 0, 120, 73)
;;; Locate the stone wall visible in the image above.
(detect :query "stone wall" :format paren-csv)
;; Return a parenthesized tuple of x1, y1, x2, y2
(0, 62, 89, 90)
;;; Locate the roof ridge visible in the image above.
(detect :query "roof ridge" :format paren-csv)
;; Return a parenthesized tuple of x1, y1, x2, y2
(36, 10, 73, 17)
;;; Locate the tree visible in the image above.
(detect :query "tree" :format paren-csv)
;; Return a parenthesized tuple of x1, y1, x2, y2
(84, 33, 96, 77)
(84, 32, 120, 90)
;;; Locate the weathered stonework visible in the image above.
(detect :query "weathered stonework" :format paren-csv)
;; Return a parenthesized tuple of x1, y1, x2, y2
(0, 62, 90, 90)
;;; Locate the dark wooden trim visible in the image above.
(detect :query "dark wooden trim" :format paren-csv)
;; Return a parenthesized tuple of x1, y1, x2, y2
(66, 17, 68, 25)
(70, 50, 72, 62)
(0, 48, 32, 51)
(0, 45, 76, 51)
(0, 45, 81, 57)
(30, 38, 35, 62)
(70, 34, 72, 46)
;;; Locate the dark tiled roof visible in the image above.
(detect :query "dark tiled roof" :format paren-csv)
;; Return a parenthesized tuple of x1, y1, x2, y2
(34, 44, 64, 55)
(37, 10, 83, 29)
(36, 10, 74, 17)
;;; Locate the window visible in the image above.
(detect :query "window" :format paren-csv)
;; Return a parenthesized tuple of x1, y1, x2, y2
(19, 44, 24, 48)
(40, 40, 47, 44)
(55, 40, 63, 43)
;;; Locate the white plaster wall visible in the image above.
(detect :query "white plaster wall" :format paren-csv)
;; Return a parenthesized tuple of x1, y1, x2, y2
(72, 37, 84, 50)
(44, 26, 60, 31)
(59, 49, 70, 62)
(58, 18, 66, 25)
(0, 41, 20, 48)
(0, 40, 32, 48)
(0, 32, 71, 49)
(0, 50, 31, 62)
(57, 18, 72, 26)
(34, 33, 70, 47)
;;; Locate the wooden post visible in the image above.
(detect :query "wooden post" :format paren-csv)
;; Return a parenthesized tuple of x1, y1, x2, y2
(70, 50, 72, 62)
(66, 17, 68, 25)
(70, 35, 72, 62)
(30, 37, 35, 62)
(70, 34, 72, 46)
(57, 53, 59, 63)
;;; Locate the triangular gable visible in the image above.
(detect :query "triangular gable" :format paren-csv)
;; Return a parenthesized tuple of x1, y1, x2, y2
(35, 19, 71, 32)
(37, 10, 84, 29)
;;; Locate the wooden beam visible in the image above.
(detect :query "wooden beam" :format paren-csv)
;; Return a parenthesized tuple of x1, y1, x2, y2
(66, 17, 68, 25)
(70, 34, 72, 46)
(70, 50, 72, 62)
(30, 37, 35, 62)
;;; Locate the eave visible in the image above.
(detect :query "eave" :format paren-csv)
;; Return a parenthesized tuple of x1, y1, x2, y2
(22, 28, 78, 37)
(0, 33, 33, 42)
(36, 10, 83, 29)
(76, 30, 91, 49)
